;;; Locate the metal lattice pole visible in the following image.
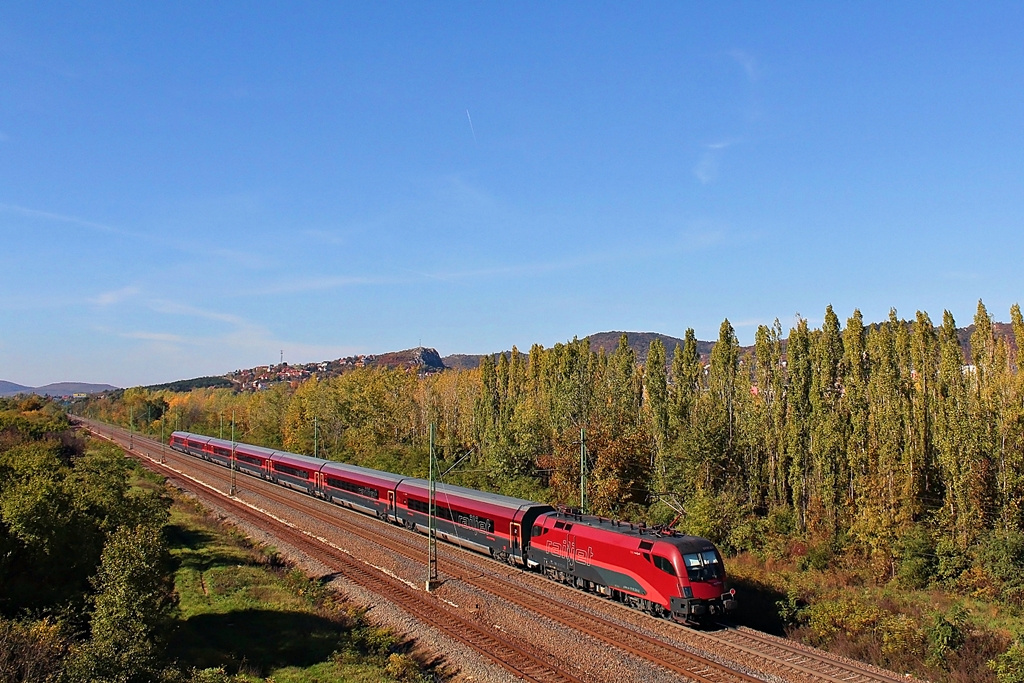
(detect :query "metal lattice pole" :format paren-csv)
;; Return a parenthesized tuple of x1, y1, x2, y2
(580, 427, 587, 514)
(426, 423, 438, 591)
(229, 410, 237, 496)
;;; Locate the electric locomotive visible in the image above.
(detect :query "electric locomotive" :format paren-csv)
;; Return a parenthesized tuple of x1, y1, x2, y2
(529, 509, 736, 622)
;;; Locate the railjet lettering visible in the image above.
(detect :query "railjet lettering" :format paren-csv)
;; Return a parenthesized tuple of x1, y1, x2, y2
(456, 513, 491, 532)
(545, 536, 594, 570)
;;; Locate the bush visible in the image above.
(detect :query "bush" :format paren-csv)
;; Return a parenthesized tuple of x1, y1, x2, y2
(926, 604, 968, 667)
(895, 524, 936, 589)
(878, 612, 925, 659)
(384, 653, 424, 682)
(354, 625, 399, 656)
(799, 542, 835, 572)
(284, 569, 331, 608)
(934, 537, 970, 587)
(727, 514, 768, 555)
(805, 597, 880, 643)
(0, 618, 67, 682)
(187, 667, 234, 683)
(989, 639, 1024, 683)
(768, 506, 798, 536)
(975, 531, 1024, 601)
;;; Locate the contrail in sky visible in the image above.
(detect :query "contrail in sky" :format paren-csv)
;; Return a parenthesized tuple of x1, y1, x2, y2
(466, 109, 477, 146)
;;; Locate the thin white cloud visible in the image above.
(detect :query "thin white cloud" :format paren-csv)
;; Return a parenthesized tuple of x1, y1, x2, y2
(694, 152, 719, 184)
(147, 299, 249, 327)
(729, 49, 758, 82)
(0, 202, 264, 267)
(706, 138, 741, 150)
(119, 331, 187, 343)
(91, 286, 141, 306)
(0, 202, 130, 237)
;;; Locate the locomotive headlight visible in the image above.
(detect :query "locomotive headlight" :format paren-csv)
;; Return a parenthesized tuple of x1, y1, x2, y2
(683, 586, 692, 599)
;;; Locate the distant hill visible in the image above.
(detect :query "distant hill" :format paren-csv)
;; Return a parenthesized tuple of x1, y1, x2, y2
(442, 354, 487, 371)
(585, 331, 715, 364)
(373, 347, 446, 372)
(143, 376, 235, 392)
(442, 332, 715, 371)
(0, 381, 118, 397)
(0, 381, 31, 396)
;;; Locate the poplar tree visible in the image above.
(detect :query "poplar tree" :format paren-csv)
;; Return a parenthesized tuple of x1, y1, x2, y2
(753, 321, 786, 509)
(786, 318, 813, 530)
(670, 329, 702, 433)
(935, 311, 976, 547)
(843, 310, 870, 511)
(644, 339, 670, 459)
(909, 311, 939, 516)
(810, 305, 845, 531)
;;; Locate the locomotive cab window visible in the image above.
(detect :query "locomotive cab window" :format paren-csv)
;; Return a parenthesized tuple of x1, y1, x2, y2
(682, 551, 723, 581)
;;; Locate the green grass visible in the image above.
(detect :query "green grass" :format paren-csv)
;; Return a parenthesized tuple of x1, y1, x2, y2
(163, 497, 430, 682)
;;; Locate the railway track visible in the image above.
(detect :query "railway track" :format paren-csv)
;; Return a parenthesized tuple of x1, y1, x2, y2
(82, 420, 585, 683)
(81, 419, 927, 683)
(704, 627, 917, 683)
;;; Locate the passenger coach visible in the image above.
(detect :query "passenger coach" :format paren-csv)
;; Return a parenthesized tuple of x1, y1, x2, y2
(395, 479, 553, 565)
(319, 461, 404, 519)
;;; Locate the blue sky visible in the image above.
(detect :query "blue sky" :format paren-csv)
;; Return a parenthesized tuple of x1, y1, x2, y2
(2, 3, 1023, 387)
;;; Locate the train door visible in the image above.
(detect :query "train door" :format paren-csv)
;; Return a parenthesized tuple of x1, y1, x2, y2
(510, 522, 522, 563)
(388, 490, 396, 520)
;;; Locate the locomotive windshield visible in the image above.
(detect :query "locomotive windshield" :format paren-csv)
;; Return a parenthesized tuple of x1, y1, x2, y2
(682, 551, 723, 581)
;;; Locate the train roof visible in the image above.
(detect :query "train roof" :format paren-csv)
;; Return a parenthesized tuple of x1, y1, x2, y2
(233, 442, 278, 458)
(319, 460, 408, 485)
(176, 431, 211, 443)
(400, 478, 551, 512)
(544, 509, 716, 550)
(270, 449, 328, 470)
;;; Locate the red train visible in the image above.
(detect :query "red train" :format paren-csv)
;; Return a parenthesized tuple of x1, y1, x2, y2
(170, 431, 737, 622)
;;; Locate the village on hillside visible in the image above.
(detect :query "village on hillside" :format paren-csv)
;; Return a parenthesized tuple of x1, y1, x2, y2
(227, 347, 447, 391)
